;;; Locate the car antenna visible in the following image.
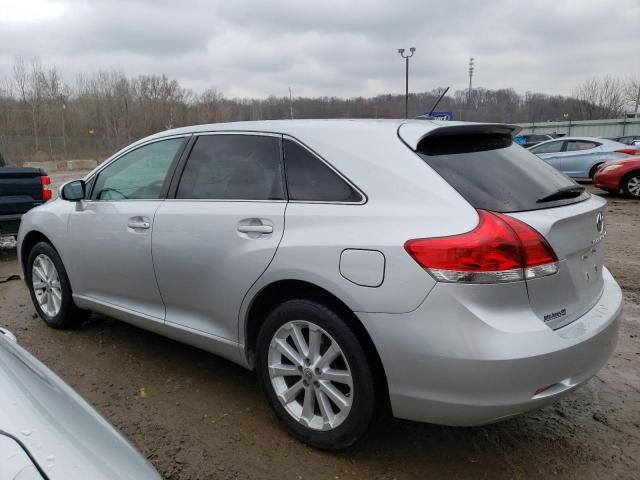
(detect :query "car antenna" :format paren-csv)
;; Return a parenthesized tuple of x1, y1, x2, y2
(427, 86, 450, 117)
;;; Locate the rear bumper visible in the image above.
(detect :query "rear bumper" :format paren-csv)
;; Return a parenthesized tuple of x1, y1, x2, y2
(358, 267, 622, 426)
(0, 213, 22, 236)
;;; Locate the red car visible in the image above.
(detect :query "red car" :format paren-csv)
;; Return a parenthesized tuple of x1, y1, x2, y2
(594, 156, 640, 199)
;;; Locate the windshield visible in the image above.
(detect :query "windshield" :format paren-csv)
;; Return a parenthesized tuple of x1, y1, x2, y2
(416, 142, 590, 213)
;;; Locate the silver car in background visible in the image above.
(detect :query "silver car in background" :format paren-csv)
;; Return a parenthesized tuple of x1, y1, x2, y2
(17, 120, 622, 450)
(528, 136, 638, 180)
(0, 328, 160, 479)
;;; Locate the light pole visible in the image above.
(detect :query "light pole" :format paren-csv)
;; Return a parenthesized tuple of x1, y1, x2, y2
(467, 57, 475, 107)
(398, 47, 415, 118)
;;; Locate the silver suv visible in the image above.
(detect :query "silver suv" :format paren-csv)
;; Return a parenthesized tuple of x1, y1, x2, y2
(17, 120, 623, 450)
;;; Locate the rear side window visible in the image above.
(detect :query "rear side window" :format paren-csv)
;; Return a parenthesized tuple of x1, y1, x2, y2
(176, 135, 285, 200)
(416, 141, 589, 213)
(283, 139, 362, 202)
(566, 140, 599, 151)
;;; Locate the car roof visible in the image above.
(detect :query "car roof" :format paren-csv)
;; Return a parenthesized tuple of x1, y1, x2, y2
(136, 118, 519, 150)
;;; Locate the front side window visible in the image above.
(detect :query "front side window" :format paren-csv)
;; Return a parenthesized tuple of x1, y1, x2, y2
(282, 139, 362, 202)
(530, 140, 564, 154)
(176, 135, 284, 200)
(93, 138, 183, 200)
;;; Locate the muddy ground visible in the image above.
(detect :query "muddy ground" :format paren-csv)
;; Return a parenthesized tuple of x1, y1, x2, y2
(0, 183, 638, 480)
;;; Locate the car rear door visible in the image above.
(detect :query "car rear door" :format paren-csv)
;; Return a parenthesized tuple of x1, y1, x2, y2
(66, 137, 186, 321)
(561, 140, 600, 178)
(151, 133, 286, 341)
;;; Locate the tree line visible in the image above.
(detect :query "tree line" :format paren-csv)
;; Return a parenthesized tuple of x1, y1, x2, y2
(1, 58, 638, 164)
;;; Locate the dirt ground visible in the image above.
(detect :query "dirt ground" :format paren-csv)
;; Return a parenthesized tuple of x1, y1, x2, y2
(0, 184, 639, 480)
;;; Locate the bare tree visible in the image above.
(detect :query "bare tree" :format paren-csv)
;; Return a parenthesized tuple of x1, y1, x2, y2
(574, 76, 625, 119)
(623, 74, 640, 114)
(1, 59, 638, 164)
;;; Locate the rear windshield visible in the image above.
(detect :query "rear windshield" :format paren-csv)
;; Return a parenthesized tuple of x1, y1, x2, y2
(416, 140, 589, 213)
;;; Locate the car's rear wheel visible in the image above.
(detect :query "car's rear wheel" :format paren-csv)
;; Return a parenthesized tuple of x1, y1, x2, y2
(26, 242, 87, 329)
(256, 299, 375, 450)
(622, 172, 640, 199)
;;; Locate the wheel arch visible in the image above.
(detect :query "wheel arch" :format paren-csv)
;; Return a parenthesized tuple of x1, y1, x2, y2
(20, 230, 57, 274)
(589, 162, 604, 179)
(244, 279, 390, 408)
(621, 169, 640, 194)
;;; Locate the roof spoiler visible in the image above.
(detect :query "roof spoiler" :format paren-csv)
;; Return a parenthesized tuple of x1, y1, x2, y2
(398, 122, 522, 151)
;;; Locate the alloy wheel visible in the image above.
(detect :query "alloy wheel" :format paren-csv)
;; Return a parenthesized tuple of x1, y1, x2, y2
(627, 176, 640, 197)
(267, 320, 354, 431)
(32, 254, 62, 317)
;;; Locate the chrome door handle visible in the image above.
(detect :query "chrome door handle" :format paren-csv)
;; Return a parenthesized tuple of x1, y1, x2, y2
(237, 225, 273, 234)
(127, 221, 150, 229)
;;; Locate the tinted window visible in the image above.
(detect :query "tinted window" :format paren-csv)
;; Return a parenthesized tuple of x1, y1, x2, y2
(530, 140, 564, 154)
(177, 135, 284, 200)
(93, 138, 183, 200)
(566, 140, 598, 151)
(283, 139, 362, 202)
(416, 143, 589, 213)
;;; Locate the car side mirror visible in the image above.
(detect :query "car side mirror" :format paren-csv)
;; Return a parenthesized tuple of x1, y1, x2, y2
(61, 180, 86, 201)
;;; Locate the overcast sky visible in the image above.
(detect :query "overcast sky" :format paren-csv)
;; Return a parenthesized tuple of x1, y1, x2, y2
(0, 0, 638, 99)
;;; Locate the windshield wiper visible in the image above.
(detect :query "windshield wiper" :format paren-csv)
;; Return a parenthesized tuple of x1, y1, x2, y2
(536, 185, 585, 204)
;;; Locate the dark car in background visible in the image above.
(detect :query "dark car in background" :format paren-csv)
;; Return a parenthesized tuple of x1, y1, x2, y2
(606, 135, 640, 147)
(0, 153, 51, 237)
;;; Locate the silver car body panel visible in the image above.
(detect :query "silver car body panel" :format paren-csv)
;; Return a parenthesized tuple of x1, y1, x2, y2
(0, 433, 43, 480)
(0, 331, 160, 479)
(16, 119, 623, 426)
(359, 267, 621, 425)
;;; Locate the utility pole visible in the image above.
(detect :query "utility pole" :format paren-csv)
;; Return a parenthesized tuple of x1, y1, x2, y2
(398, 47, 416, 118)
(467, 57, 475, 107)
(61, 101, 67, 160)
(634, 82, 640, 114)
(288, 87, 294, 119)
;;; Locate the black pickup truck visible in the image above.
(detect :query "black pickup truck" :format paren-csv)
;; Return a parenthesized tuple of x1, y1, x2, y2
(0, 153, 51, 237)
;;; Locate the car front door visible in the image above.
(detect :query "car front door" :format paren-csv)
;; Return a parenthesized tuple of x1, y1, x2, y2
(66, 136, 186, 321)
(529, 140, 566, 172)
(151, 133, 286, 342)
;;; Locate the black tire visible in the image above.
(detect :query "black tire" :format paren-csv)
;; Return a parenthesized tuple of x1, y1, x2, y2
(622, 171, 640, 199)
(26, 241, 87, 329)
(256, 299, 376, 450)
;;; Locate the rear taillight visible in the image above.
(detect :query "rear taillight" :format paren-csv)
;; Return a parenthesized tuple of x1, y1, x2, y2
(404, 210, 558, 284)
(614, 148, 639, 155)
(40, 175, 52, 201)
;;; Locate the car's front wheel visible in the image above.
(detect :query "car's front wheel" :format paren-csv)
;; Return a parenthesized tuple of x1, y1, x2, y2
(622, 172, 640, 199)
(256, 299, 376, 450)
(26, 242, 87, 329)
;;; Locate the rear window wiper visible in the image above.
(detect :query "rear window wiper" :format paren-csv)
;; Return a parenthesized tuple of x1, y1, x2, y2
(536, 185, 585, 204)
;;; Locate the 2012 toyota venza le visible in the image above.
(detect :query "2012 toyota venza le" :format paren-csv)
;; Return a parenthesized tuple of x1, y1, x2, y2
(17, 120, 622, 450)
